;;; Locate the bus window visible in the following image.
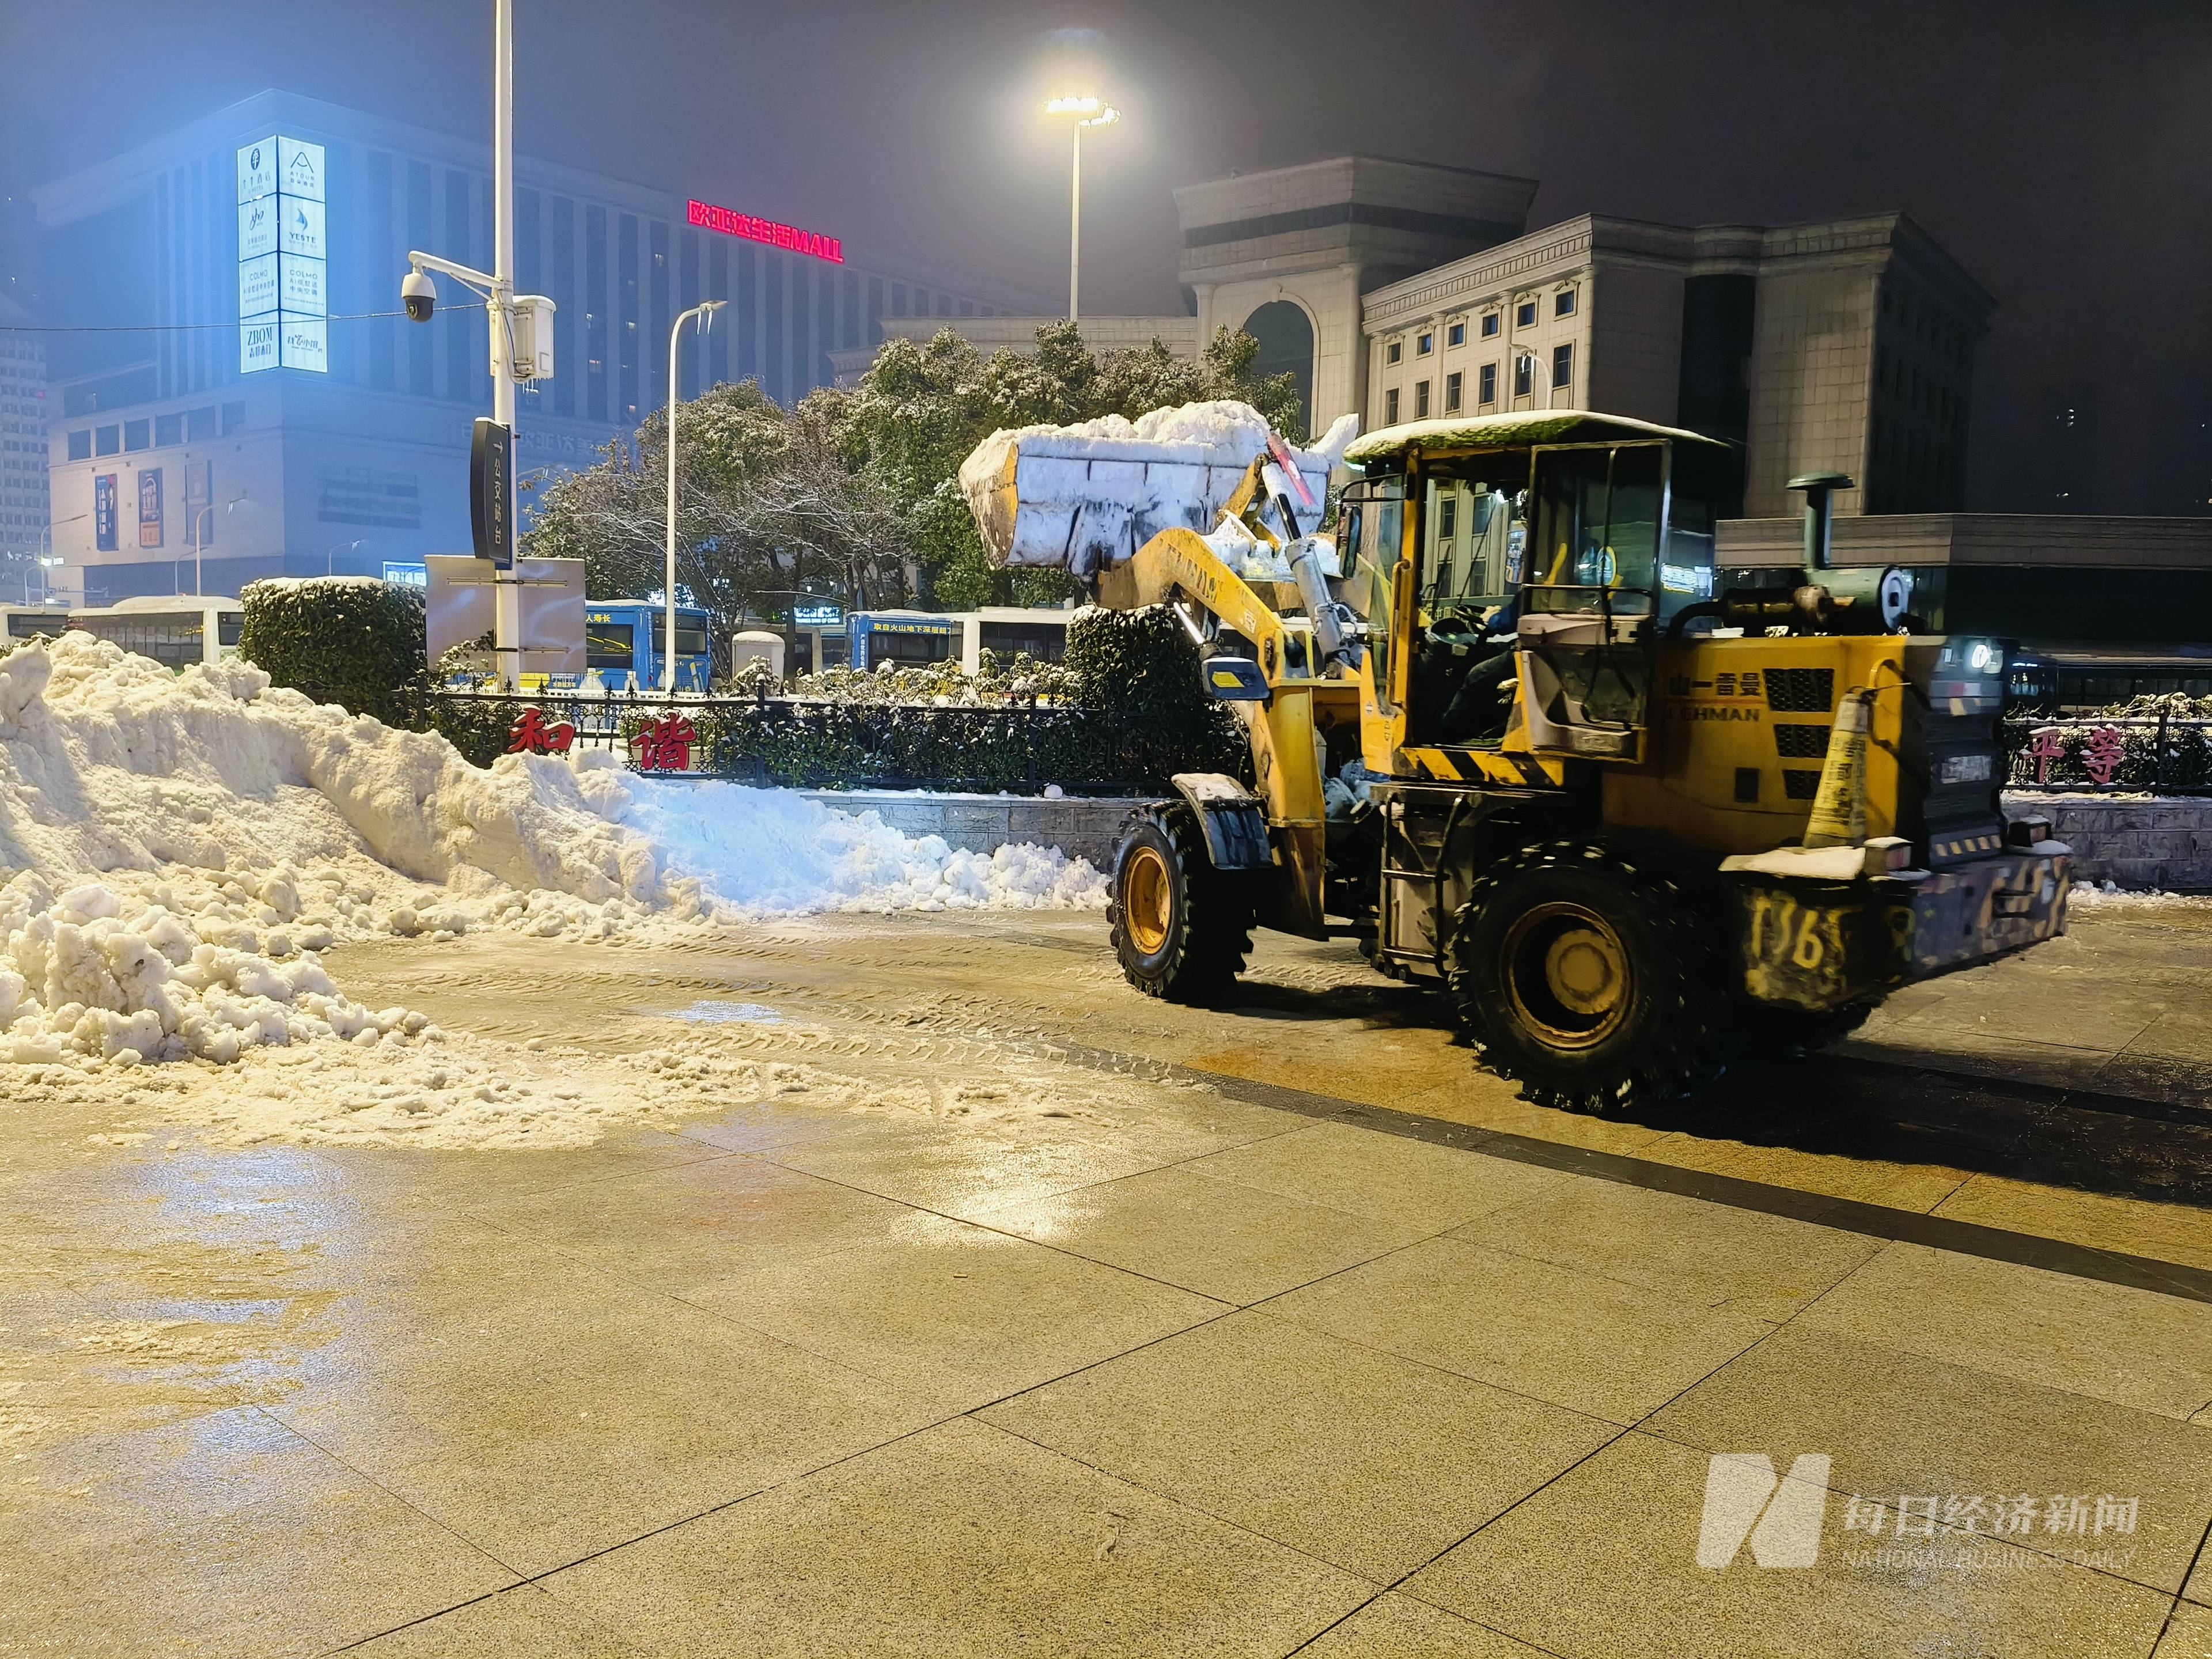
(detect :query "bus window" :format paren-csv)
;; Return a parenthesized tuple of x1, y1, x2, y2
(674, 623, 709, 658)
(586, 621, 635, 671)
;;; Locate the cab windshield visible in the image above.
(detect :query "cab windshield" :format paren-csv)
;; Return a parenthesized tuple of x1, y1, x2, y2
(1522, 441, 1716, 626)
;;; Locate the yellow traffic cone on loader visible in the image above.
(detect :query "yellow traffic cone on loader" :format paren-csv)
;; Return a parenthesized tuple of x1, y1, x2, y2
(1802, 687, 1874, 848)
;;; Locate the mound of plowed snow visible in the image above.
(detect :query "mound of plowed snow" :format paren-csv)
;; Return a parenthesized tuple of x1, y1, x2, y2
(0, 633, 1103, 1069)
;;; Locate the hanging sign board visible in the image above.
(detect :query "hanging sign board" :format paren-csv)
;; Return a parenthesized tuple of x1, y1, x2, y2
(469, 417, 514, 570)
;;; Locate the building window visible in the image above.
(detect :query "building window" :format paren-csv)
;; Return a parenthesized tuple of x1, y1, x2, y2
(1445, 371, 1463, 412)
(156, 413, 183, 447)
(1552, 342, 1574, 390)
(1385, 339, 1403, 365)
(1448, 320, 1465, 347)
(1513, 355, 1533, 399)
(1415, 380, 1431, 418)
(1515, 299, 1537, 328)
(187, 407, 217, 441)
(1479, 363, 1497, 406)
(1384, 387, 1400, 423)
(1416, 331, 1433, 356)
(67, 430, 90, 461)
(1438, 494, 1457, 540)
(1555, 287, 1577, 317)
(1480, 312, 1499, 339)
(96, 425, 120, 456)
(221, 402, 248, 435)
(124, 419, 150, 452)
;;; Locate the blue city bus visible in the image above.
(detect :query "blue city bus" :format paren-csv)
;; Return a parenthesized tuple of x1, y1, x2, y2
(585, 601, 713, 691)
(849, 609, 959, 672)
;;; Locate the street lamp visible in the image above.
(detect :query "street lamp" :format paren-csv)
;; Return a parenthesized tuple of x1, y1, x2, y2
(328, 539, 367, 577)
(1044, 96, 1119, 323)
(1514, 346, 1543, 410)
(187, 492, 245, 597)
(663, 299, 725, 692)
(34, 516, 86, 604)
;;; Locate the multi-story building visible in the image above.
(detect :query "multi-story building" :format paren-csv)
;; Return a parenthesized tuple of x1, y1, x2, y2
(0, 297, 50, 590)
(870, 159, 1989, 520)
(850, 156, 1538, 441)
(1362, 213, 1991, 517)
(31, 90, 1043, 599)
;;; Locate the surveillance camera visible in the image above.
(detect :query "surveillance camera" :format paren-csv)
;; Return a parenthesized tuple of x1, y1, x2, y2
(402, 268, 436, 323)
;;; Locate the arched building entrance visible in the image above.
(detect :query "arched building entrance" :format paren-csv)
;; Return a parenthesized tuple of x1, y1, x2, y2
(1241, 300, 1315, 438)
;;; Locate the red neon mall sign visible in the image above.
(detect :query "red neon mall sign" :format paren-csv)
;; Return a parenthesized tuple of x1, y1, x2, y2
(686, 199, 843, 264)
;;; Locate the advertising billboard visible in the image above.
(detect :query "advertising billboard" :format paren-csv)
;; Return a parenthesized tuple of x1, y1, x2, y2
(278, 198, 325, 261)
(236, 138, 276, 204)
(279, 316, 328, 373)
(279, 254, 325, 315)
(238, 252, 279, 317)
(138, 468, 164, 550)
(94, 475, 118, 552)
(238, 134, 327, 374)
(238, 197, 278, 261)
(278, 137, 325, 203)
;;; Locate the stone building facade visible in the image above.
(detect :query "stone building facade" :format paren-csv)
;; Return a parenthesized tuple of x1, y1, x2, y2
(1362, 213, 1992, 517)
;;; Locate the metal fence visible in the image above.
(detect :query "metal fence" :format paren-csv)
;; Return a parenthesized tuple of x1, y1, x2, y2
(2004, 713, 2212, 796)
(311, 682, 1244, 797)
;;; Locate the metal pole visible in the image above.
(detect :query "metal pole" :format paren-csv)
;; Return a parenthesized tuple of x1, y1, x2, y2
(490, 0, 521, 688)
(1069, 120, 1081, 323)
(662, 302, 720, 694)
(665, 314, 680, 693)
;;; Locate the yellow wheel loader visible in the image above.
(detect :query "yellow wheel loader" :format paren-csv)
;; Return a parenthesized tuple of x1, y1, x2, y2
(962, 407, 2071, 1114)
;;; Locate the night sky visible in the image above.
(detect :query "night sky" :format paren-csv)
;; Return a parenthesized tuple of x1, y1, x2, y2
(6, 1, 2207, 511)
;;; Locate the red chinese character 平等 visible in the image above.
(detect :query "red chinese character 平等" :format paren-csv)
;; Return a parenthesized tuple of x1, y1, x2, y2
(506, 707, 576, 755)
(631, 714, 698, 772)
(2081, 725, 2125, 787)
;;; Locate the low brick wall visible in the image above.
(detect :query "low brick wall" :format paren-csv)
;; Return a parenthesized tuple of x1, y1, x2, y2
(771, 789, 2212, 891)
(2005, 793, 2212, 892)
(802, 790, 1147, 869)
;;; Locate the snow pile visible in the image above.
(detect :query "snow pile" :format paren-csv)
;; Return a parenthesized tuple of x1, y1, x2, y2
(0, 632, 1103, 1071)
(960, 399, 1358, 577)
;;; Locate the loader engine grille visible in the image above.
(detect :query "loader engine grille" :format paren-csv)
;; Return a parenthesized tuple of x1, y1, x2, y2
(1782, 769, 1824, 800)
(1763, 668, 1835, 714)
(1771, 723, 1832, 759)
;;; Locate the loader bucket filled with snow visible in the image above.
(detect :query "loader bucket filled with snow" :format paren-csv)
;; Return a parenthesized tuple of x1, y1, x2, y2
(958, 400, 1358, 580)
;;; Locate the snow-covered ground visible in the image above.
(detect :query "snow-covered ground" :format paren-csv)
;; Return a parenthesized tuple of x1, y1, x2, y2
(0, 633, 1105, 1089)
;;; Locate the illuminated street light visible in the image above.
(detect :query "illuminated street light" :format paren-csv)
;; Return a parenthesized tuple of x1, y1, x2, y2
(664, 299, 725, 692)
(1044, 96, 1120, 323)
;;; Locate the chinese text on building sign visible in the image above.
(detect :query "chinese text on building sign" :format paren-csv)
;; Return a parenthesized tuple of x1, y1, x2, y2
(686, 200, 843, 264)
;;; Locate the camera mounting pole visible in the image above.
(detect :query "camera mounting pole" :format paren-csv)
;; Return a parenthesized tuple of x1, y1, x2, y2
(398, 0, 525, 687)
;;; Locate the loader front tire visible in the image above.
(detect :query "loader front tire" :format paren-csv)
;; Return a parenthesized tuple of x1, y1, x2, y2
(1446, 841, 1725, 1116)
(1109, 805, 1253, 1002)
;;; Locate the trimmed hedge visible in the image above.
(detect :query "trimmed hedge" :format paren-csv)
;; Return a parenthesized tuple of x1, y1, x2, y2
(240, 577, 426, 727)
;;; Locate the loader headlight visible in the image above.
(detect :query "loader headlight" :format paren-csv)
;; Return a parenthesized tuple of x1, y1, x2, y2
(1967, 641, 1997, 672)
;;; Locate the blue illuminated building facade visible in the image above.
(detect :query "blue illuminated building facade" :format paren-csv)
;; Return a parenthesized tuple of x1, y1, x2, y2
(33, 90, 1037, 600)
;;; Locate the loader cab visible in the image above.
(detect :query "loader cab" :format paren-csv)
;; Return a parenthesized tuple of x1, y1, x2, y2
(1336, 414, 1731, 768)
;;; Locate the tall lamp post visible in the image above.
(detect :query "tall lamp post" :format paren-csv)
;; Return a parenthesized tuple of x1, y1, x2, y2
(327, 539, 366, 577)
(663, 299, 725, 692)
(1044, 96, 1119, 323)
(187, 492, 245, 597)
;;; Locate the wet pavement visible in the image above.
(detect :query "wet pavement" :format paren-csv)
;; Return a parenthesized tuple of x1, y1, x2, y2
(3, 900, 2211, 1657)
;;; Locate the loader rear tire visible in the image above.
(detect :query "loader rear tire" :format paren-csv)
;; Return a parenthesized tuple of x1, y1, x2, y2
(1109, 805, 1254, 1002)
(1446, 841, 1726, 1116)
